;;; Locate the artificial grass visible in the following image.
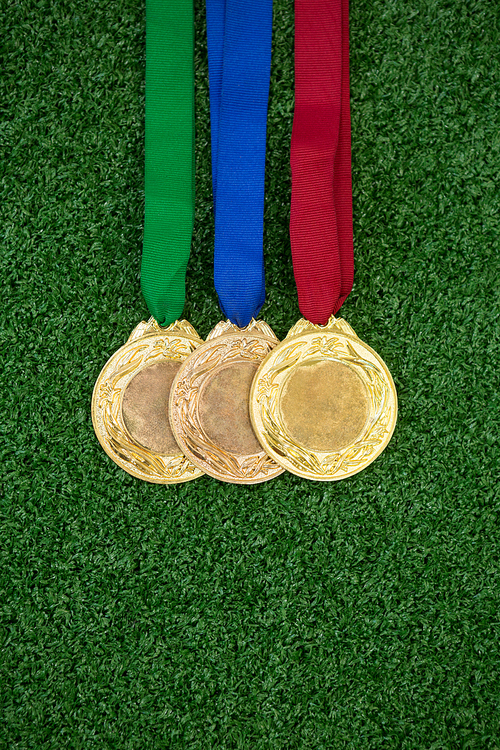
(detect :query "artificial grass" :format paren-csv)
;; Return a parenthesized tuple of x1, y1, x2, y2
(1, 0, 500, 747)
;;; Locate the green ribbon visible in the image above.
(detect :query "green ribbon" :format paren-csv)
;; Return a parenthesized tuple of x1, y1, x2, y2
(141, 0, 194, 326)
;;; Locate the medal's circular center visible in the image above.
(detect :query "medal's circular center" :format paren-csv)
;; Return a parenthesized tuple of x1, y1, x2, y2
(122, 361, 181, 455)
(199, 362, 262, 456)
(280, 359, 369, 453)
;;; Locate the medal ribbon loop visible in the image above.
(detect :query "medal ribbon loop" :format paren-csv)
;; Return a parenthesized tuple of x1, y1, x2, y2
(206, 0, 273, 328)
(141, 0, 194, 326)
(290, 0, 353, 325)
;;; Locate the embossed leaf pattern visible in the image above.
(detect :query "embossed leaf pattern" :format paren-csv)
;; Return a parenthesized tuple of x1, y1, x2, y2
(111, 348, 148, 383)
(256, 373, 279, 403)
(345, 340, 359, 358)
(272, 341, 305, 368)
(104, 400, 192, 479)
(148, 337, 192, 362)
(255, 345, 301, 406)
(307, 336, 344, 357)
(261, 404, 324, 474)
(98, 381, 118, 407)
(256, 343, 303, 396)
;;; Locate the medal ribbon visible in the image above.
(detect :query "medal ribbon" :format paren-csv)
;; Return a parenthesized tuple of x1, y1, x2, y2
(206, 0, 273, 328)
(141, 0, 194, 326)
(290, 0, 353, 325)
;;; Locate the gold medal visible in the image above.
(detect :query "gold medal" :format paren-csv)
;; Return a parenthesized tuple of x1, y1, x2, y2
(92, 318, 204, 484)
(250, 316, 397, 481)
(169, 319, 285, 484)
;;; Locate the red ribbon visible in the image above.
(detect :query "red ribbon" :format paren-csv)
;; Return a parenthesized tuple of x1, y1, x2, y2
(290, 0, 353, 325)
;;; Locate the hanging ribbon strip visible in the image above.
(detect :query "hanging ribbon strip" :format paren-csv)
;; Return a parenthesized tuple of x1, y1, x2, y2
(290, 0, 354, 325)
(141, 0, 194, 326)
(206, 0, 273, 328)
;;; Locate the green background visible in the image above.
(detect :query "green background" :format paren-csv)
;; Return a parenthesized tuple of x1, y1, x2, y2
(2, 0, 500, 747)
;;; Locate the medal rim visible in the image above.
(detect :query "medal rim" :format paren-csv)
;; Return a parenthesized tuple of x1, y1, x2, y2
(169, 328, 286, 485)
(249, 319, 398, 481)
(91, 323, 205, 484)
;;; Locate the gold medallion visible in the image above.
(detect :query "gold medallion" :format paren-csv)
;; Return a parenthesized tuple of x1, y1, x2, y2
(92, 318, 204, 483)
(250, 316, 397, 481)
(169, 319, 285, 484)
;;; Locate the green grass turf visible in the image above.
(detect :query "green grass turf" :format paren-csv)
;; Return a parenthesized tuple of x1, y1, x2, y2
(1, 0, 500, 747)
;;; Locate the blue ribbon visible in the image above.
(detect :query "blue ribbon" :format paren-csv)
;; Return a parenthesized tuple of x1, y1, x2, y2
(206, 0, 272, 328)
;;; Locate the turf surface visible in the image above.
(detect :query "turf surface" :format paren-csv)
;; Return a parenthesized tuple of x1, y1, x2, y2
(2, 0, 500, 747)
